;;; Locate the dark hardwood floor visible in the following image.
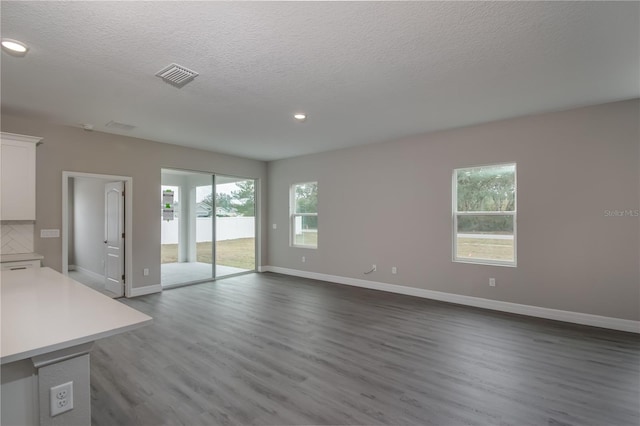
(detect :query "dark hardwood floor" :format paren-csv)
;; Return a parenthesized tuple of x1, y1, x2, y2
(90, 272, 640, 426)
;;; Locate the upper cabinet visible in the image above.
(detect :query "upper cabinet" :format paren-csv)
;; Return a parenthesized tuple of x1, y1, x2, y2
(1, 132, 42, 221)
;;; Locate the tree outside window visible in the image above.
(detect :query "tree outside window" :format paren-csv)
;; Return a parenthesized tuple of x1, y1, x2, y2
(453, 164, 516, 266)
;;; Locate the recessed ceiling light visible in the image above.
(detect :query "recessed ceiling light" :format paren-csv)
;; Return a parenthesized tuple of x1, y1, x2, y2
(1, 39, 29, 56)
(293, 113, 307, 122)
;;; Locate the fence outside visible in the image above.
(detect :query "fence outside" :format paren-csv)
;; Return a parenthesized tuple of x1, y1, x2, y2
(161, 217, 255, 244)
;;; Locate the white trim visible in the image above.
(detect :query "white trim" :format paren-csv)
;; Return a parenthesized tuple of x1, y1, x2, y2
(263, 266, 640, 334)
(254, 178, 261, 272)
(62, 171, 134, 298)
(454, 258, 518, 268)
(455, 211, 517, 216)
(72, 266, 104, 282)
(0, 132, 42, 145)
(129, 284, 163, 297)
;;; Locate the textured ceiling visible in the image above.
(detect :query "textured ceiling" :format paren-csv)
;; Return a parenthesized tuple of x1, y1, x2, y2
(1, 1, 638, 161)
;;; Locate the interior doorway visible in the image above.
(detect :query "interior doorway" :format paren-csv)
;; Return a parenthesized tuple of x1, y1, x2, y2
(161, 169, 256, 288)
(62, 171, 133, 298)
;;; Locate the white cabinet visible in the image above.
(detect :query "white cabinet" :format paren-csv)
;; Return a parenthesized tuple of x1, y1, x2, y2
(1, 259, 41, 271)
(0, 132, 41, 221)
(0, 254, 43, 270)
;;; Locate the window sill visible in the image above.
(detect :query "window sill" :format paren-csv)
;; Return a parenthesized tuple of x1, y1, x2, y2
(453, 258, 517, 268)
(291, 244, 317, 250)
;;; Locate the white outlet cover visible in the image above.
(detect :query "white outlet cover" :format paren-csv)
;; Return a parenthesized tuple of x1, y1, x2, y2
(50, 381, 73, 417)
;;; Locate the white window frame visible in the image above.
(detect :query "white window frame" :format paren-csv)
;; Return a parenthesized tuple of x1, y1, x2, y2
(290, 182, 318, 249)
(452, 163, 517, 267)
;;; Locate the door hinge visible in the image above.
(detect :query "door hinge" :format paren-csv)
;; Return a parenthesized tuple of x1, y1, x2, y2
(122, 274, 125, 282)
(122, 232, 125, 238)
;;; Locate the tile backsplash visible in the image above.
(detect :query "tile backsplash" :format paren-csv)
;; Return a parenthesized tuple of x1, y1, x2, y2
(1, 223, 34, 254)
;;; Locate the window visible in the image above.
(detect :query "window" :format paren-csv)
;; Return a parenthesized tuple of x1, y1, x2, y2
(291, 182, 318, 248)
(453, 163, 516, 266)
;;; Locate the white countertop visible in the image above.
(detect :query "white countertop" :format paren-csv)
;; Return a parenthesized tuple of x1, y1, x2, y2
(1, 267, 152, 364)
(0, 253, 44, 263)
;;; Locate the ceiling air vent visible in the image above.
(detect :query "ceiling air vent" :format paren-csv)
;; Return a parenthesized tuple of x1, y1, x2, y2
(105, 120, 136, 131)
(155, 63, 199, 88)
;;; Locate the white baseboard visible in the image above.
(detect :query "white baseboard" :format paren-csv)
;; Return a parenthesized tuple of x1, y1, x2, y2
(72, 265, 104, 282)
(129, 284, 163, 298)
(263, 266, 640, 334)
(68, 264, 77, 271)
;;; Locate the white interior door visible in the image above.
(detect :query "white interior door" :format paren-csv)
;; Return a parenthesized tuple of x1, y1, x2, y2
(104, 181, 124, 297)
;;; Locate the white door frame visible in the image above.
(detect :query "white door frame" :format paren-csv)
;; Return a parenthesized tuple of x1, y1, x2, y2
(62, 171, 134, 297)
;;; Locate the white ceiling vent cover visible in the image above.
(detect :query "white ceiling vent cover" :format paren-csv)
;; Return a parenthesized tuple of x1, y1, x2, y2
(155, 63, 199, 88)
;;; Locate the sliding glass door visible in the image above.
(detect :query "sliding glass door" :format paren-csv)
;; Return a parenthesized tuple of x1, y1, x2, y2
(215, 176, 256, 278)
(161, 169, 256, 287)
(194, 180, 214, 279)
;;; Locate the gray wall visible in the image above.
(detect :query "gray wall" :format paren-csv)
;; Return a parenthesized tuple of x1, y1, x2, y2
(0, 114, 268, 289)
(72, 177, 106, 276)
(267, 100, 640, 321)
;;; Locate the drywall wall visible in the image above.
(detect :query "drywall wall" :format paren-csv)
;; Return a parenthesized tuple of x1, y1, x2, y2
(267, 99, 640, 321)
(0, 114, 267, 290)
(72, 177, 105, 276)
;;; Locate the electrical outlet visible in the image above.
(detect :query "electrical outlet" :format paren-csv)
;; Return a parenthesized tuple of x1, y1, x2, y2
(302, 256, 306, 263)
(272, 223, 277, 230)
(391, 266, 397, 274)
(143, 268, 149, 276)
(489, 278, 496, 287)
(50, 381, 73, 417)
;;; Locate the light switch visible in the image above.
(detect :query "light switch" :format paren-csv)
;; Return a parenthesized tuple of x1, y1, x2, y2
(40, 229, 60, 238)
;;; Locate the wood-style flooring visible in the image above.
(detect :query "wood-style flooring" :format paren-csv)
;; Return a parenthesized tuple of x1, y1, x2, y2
(90, 272, 640, 426)
(69, 270, 119, 298)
